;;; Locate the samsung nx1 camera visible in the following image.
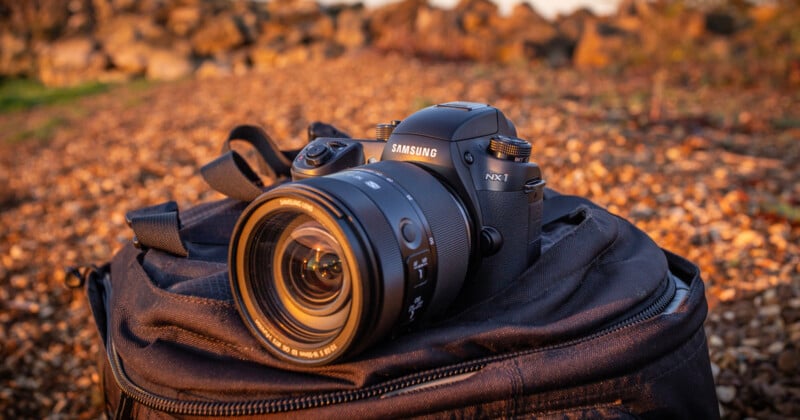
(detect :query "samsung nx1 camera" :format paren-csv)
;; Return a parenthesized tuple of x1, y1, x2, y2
(228, 102, 546, 366)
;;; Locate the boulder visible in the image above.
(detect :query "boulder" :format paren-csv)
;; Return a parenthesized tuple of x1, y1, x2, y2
(266, 0, 322, 22)
(335, 8, 367, 49)
(455, 0, 499, 35)
(106, 41, 151, 74)
(249, 45, 281, 71)
(0, 30, 32, 76)
(191, 14, 245, 56)
(413, 6, 463, 59)
(196, 59, 233, 79)
(369, 0, 426, 54)
(3, 0, 70, 40)
(166, 5, 202, 37)
(497, 2, 559, 63)
(95, 14, 167, 49)
(37, 36, 108, 86)
(556, 7, 595, 43)
(573, 19, 629, 68)
(145, 48, 193, 81)
(705, 11, 737, 36)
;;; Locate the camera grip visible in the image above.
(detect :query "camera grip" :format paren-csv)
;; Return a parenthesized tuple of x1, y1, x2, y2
(466, 188, 542, 300)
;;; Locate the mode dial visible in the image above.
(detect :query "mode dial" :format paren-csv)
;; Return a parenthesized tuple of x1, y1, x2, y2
(304, 143, 333, 167)
(488, 135, 531, 162)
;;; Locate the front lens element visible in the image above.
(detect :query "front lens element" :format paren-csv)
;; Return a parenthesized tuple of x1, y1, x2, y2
(280, 221, 345, 305)
(244, 212, 353, 347)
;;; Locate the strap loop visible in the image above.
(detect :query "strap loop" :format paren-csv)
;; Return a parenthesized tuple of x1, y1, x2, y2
(222, 125, 292, 179)
(201, 124, 304, 201)
(200, 151, 266, 202)
(125, 201, 189, 257)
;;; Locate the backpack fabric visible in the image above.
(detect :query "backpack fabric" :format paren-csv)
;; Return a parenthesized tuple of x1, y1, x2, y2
(82, 126, 719, 419)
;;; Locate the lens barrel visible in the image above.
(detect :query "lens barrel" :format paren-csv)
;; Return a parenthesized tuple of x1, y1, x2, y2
(229, 161, 471, 365)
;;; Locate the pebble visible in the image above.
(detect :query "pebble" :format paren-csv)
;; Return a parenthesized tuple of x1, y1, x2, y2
(777, 350, 799, 373)
(716, 386, 737, 404)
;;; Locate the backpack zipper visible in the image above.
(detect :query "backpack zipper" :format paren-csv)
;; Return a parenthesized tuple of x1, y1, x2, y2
(105, 275, 676, 416)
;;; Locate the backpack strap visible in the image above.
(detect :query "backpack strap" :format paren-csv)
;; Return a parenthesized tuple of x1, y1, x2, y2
(125, 201, 188, 257)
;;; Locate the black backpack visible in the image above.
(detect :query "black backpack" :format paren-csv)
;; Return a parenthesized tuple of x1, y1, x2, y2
(78, 121, 719, 419)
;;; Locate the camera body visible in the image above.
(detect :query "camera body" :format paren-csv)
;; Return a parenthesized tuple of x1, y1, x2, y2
(293, 102, 545, 302)
(229, 102, 545, 365)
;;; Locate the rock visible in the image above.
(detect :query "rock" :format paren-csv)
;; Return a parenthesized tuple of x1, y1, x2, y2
(308, 15, 336, 42)
(334, 8, 367, 49)
(191, 15, 245, 56)
(502, 3, 556, 42)
(42, 36, 96, 70)
(258, 12, 332, 48)
(777, 349, 799, 373)
(716, 385, 737, 404)
(166, 5, 202, 37)
(496, 3, 559, 63)
(748, 5, 780, 24)
(455, 0, 499, 35)
(573, 19, 629, 68)
(105, 41, 151, 74)
(732, 229, 765, 248)
(0, 30, 32, 76)
(37, 36, 108, 86)
(527, 35, 576, 67)
(266, 0, 321, 21)
(2, 0, 70, 40)
(556, 7, 595, 43)
(95, 14, 167, 49)
(195, 59, 232, 79)
(705, 11, 737, 36)
(249, 45, 280, 71)
(413, 6, 463, 59)
(145, 49, 193, 81)
(368, 0, 425, 54)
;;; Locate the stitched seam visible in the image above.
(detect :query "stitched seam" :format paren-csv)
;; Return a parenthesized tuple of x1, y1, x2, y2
(139, 324, 261, 354)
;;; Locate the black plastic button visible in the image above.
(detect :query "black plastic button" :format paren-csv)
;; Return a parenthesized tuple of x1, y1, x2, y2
(401, 220, 418, 243)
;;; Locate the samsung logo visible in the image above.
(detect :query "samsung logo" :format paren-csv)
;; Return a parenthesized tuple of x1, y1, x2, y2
(390, 143, 438, 158)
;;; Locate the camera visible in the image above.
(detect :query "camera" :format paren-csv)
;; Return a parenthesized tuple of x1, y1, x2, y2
(228, 102, 546, 366)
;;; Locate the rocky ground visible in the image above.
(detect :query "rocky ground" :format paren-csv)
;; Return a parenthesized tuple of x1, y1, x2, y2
(1, 49, 799, 418)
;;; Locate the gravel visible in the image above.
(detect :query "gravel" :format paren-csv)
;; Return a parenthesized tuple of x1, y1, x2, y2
(1, 51, 798, 418)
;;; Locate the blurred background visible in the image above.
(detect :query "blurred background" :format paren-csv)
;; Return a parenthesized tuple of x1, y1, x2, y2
(1, 0, 798, 418)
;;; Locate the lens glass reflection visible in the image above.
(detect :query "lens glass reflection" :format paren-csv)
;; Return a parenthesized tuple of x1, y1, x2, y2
(280, 221, 345, 307)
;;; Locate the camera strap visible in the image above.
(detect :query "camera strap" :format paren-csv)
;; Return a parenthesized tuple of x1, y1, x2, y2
(126, 125, 307, 256)
(201, 125, 302, 202)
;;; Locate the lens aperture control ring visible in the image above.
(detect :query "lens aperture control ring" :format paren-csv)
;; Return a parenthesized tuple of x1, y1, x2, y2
(489, 135, 531, 162)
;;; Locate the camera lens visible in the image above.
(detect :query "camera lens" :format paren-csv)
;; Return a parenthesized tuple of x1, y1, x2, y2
(230, 161, 471, 366)
(280, 222, 344, 305)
